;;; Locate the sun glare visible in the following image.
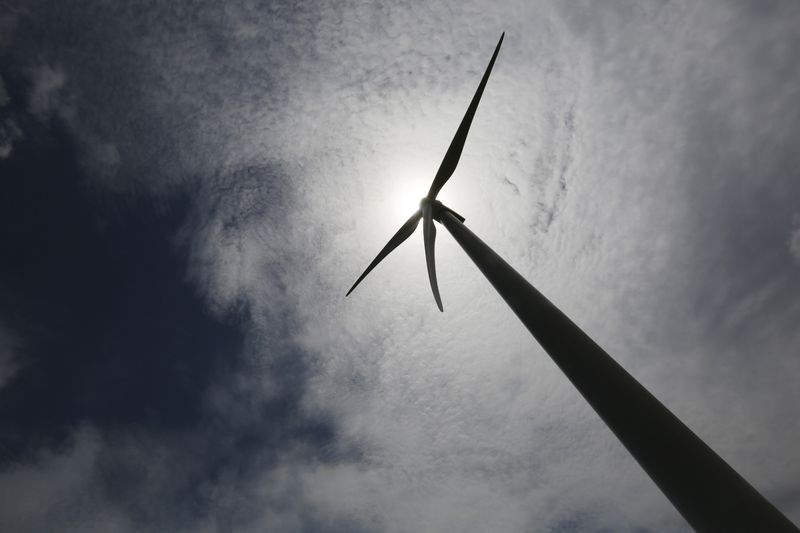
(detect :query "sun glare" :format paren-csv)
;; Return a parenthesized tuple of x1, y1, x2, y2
(385, 166, 473, 223)
(388, 170, 428, 220)
(392, 185, 423, 219)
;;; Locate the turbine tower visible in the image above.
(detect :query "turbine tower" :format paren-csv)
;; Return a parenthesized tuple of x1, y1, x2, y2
(346, 33, 799, 532)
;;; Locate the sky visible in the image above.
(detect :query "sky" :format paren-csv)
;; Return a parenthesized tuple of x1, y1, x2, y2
(1, 1, 799, 531)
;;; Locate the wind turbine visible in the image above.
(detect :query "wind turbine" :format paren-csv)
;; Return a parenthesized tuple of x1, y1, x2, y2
(346, 33, 798, 532)
(345, 33, 504, 312)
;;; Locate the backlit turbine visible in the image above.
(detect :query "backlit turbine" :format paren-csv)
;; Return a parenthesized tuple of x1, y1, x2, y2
(346, 33, 504, 311)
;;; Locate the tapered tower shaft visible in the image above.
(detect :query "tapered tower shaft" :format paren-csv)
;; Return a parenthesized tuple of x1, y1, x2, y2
(439, 211, 798, 532)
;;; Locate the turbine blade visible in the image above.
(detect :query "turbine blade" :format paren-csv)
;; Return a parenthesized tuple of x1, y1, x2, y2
(422, 204, 443, 312)
(346, 210, 423, 297)
(428, 32, 504, 200)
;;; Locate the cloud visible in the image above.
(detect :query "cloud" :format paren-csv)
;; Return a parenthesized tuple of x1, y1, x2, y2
(0, 427, 140, 533)
(1, 0, 799, 531)
(0, 117, 22, 159)
(27, 65, 69, 119)
(285, 1, 800, 529)
(0, 75, 24, 159)
(789, 220, 800, 264)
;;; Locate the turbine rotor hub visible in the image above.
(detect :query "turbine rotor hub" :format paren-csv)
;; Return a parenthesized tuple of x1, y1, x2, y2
(419, 197, 464, 223)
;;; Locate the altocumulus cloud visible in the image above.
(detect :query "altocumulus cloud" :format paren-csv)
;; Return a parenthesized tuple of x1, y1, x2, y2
(1, 1, 800, 532)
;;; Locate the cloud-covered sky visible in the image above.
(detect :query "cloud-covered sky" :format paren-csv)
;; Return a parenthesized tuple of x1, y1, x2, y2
(1, 1, 799, 531)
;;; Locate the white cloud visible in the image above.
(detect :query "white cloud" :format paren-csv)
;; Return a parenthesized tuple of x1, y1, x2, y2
(789, 222, 800, 264)
(2, 0, 800, 531)
(280, 1, 800, 529)
(0, 118, 22, 159)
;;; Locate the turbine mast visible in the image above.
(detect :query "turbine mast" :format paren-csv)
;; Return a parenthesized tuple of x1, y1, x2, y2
(346, 32, 798, 530)
(438, 210, 798, 533)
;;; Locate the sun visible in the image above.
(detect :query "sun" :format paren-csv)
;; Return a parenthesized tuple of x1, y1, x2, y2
(388, 168, 429, 220)
(385, 165, 471, 223)
(392, 184, 424, 219)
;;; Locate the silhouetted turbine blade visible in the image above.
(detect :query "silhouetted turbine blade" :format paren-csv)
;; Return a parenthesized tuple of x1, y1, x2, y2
(346, 210, 423, 297)
(422, 203, 443, 311)
(427, 32, 504, 200)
